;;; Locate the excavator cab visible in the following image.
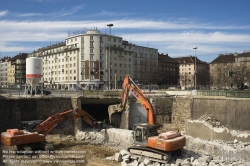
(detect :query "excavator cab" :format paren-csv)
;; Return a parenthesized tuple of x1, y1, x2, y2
(133, 123, 159, 146)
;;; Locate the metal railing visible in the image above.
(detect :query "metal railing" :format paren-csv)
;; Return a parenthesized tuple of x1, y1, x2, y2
(197, 90, 250, 98)
(81, 90, 121, 97)
(197, 90, 227, 96)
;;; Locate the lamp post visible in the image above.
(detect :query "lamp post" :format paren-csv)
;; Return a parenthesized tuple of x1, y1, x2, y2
(54, 56, 58, 89)
(50, 70, 53, 89)
(193, 47, 197, 90)
(107, 23, 113, 90)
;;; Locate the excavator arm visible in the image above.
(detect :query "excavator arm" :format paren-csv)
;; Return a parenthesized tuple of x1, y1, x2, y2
(34, 108, 98, 136)
(1, 108, 99, 147)
(108, 75, 155, 125)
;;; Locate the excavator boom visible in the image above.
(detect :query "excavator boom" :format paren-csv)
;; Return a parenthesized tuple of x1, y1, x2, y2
(1, 108, 99, 149)
(109, 75, 155, 125)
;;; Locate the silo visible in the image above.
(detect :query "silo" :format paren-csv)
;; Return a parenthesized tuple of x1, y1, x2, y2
(26, 57, 43, 85)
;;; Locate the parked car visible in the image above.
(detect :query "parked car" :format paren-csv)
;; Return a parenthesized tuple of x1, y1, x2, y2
(27, 89, 51, 95)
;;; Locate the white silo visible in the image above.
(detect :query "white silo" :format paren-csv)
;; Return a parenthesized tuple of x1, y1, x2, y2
(26, 57, 43, 86)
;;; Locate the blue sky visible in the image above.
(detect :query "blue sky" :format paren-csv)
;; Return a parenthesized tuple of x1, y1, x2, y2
(0, 0, 250, 62)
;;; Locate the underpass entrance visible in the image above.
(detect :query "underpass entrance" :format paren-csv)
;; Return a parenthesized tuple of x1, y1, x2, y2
(80, 98, 121, 128)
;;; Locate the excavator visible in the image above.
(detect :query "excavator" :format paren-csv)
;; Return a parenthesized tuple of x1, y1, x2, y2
(108, 75, 186, 163)
(1, 108, 101, 151)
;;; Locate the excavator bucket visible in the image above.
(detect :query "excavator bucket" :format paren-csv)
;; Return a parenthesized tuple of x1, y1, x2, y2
(108, 104, 123, 128)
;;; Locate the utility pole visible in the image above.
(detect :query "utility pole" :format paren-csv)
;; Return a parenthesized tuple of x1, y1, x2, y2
(107, 23, 113, 90)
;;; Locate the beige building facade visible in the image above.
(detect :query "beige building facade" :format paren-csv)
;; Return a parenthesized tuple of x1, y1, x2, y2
(174, 56, 208, 89)
(0, 57, 10, 87)
(28, 29, 158, 90)
(6, 53, 27, 88)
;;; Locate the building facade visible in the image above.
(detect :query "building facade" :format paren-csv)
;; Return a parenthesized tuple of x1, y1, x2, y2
(0, 56, 11, 87)
(157, 53, 179, 85)
(7, 53, 27, 88)
(210, 51, 250, 89)
(27, 29, 158, 90)
(174, 56, 208, 89)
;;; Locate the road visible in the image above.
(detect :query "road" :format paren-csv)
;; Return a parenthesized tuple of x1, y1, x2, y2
(0, 88, 81, 97)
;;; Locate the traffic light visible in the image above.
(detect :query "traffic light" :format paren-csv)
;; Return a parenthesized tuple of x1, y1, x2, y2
(227, 71, 233, 77)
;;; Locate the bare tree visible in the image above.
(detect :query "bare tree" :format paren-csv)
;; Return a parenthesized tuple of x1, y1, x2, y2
(232, 63, 250, 89)
(197, 68, 210, 86)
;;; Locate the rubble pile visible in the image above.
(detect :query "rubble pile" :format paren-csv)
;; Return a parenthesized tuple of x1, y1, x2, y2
(71, 122, 250, 166)
(107, 146, 249, 166)
(75, 128, 134, 150)
(198, 114, 223, 128)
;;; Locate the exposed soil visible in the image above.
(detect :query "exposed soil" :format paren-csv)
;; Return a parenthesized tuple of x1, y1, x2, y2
(1, 134, 120, 166)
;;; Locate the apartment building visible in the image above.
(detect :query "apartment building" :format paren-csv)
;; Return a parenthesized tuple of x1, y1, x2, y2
(133, 44, 158, 84)
(210, 51, 250, 89)
(158, 53, 179, 85)
(7, 53, 27, 88)
(0, 56, 11, 87)
(28, 29, 158, 90)
(174, 56, 208, 89)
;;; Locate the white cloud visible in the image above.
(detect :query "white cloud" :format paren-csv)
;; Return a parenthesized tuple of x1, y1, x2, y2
(0, 18, 249, 62)
(90, 11, 136, 17)
(59, 4, 85, 16)
(121, 31, 250, 43)
(18, 13, 44, 17)
(0, 10, 8, 17)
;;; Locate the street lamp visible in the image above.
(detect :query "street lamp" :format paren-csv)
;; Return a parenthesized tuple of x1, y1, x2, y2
(107, 23, 113, 90)
(193, 47, 197, 90)
(50, 70, 53, 89)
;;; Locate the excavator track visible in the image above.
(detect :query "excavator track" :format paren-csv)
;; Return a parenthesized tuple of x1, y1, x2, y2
(128, 146, 172, 164)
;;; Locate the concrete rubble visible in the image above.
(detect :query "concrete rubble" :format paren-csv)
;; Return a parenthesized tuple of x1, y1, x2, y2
(108, 143, 250, 166)
(75, 128, 134, 150)
(73, 119, 250, 166)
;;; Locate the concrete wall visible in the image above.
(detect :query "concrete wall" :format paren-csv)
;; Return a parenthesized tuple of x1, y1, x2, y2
(1, 95, 250, 138)
(191, 97, 250, 130)
(185, 120, 250, 143)
(0, 97, 73, 133)
(129, 99, 147, 129)
(171, 97, 192, 130)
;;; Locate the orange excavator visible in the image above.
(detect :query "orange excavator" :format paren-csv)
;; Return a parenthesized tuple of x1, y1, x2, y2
(1, 108, 101, 151)
(108, 75, 186, 163)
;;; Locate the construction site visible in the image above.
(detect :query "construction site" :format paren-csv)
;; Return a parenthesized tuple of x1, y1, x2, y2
(1, 85, 250, 166)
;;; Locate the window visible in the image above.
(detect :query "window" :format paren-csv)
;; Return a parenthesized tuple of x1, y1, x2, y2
(90, 41, 94, 47)
(90, 62, 94, 67)
(90, 55, 94, 60)
(90, 36, 93, 40)
(90, 75, 94, 80)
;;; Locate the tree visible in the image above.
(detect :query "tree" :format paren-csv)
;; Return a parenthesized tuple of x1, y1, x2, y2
(196, 67, 210, 87)
(232, 63, 250, 89)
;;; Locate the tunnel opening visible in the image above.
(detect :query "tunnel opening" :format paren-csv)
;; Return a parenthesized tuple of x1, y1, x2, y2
(80, 104, 113, 129)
